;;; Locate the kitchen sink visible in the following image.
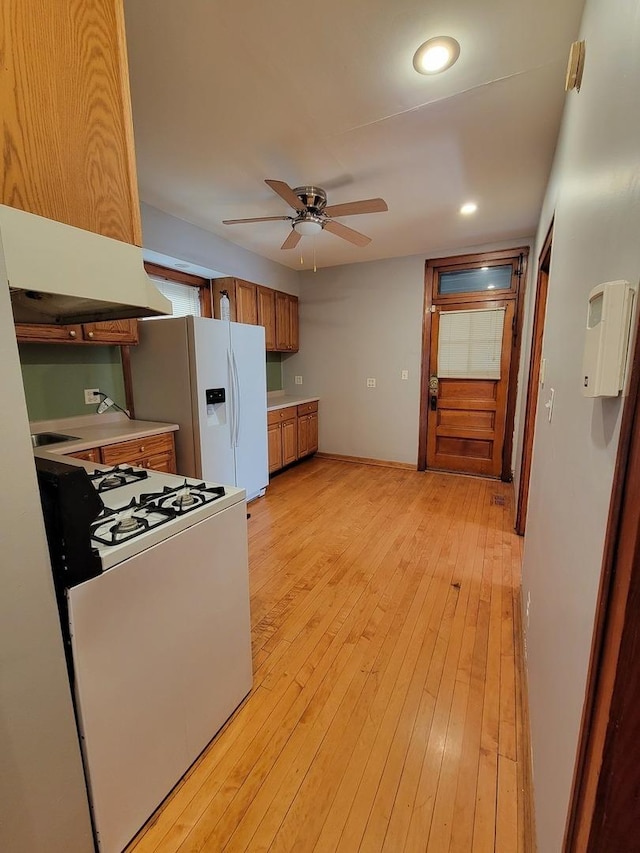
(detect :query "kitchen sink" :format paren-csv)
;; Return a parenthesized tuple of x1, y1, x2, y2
(31, 432, 80, 447)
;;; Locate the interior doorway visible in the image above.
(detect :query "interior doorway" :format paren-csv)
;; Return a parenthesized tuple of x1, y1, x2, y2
(418, 248, 528, 479)
(515, 224, 553, 534)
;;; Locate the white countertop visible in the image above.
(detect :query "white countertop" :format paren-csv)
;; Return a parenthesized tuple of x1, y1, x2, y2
(266, 393, 320, 412)
(30, 412, 179, 456)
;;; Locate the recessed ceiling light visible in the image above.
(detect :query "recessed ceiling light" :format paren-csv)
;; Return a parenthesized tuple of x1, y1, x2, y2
(413, 36, 460, 75)
(460, 202, 478, 215)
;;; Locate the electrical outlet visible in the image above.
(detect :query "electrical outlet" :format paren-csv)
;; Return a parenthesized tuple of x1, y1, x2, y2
(366, 378, 376, 388)
(84, 388, 100, 405)
(401, 370, 409, 380)
(294, 375, 303, 385)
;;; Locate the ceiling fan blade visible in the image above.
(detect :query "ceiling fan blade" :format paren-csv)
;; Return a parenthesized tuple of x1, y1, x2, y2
(281, 229, 302, 250)
(265, 179, 305, 212)
(323, 219, 371, 247)
(222, 216, 291, 225)
(323, 198, 388, 217)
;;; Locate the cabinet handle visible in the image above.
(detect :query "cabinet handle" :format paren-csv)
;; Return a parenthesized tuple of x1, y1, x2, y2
(139, 445, 145, 452)
(87, 331, 94, 338)
(69, 330, 76, 338)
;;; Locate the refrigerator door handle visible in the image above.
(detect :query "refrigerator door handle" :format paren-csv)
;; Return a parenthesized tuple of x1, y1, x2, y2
(231, 349, 241, 448)
(227, 349, 235, 449)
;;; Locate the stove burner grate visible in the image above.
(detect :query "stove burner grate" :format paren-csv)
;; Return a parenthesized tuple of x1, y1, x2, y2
(140, 481, 226, 515)
(90, 497, 175, 546)
(89, 465, 149, 493)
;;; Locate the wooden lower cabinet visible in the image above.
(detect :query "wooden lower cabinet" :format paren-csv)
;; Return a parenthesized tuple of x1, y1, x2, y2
(67, 431, 176, 473)
(268, 401, 318, 475)
(68, 447, 100, 463)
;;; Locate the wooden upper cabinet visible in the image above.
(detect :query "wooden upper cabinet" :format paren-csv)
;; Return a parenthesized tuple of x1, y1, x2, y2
(15, 319, 138, 345)
(289, 294, 299, 353)
(257, 286, 276, 351)
(275, 291, 291, 350)
(235, 281, 258, 325)
(275, 292, 299, 352)
(80, 320, 139, 345)
(1, 0, 142, 246)
(213, 278, 299, 352)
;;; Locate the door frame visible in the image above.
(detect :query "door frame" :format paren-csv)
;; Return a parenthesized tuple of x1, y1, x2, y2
(418, 247, 529, 479)
(515, 222, 553, 534)
(563, 302, 640, 850)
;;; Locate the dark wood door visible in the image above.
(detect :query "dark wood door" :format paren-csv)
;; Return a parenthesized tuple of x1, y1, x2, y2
(426, 299, 515, 478)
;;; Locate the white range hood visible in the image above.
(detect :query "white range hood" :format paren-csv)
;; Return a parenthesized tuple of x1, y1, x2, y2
(0, 204, 172, 324)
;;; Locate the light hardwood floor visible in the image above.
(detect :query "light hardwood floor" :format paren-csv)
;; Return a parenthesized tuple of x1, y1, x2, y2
(128, 458, 532, 853)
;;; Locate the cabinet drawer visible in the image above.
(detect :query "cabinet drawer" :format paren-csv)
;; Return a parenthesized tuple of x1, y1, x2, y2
(267, 406, 297, 426)
(100, 432, 175, 466)
(68, 447, 100, 463)
(297, 401, 318, 416)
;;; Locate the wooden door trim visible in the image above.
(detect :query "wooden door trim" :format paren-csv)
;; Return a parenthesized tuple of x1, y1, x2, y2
(563, 309, 640, 851)
(418, 248, 528, 478)
(515, 223, 553, 534)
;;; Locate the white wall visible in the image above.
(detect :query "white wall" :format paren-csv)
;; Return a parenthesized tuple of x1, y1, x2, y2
(0, 276, 94, 850)
(519, 0, 640, 849)
(141, 203, 300, 295)
(283, 238, 532, 466)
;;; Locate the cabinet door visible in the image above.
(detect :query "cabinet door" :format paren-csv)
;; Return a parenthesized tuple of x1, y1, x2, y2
(144, 452, 177, 474)
(282, 419, 298, 466)
(2, 0, 142, 245)
(68, 447, 100, 463)
(297, 414, 309, 457)
(289, 295, 299, 352)
(257, 286, 276, 351)
(308, 413, 319, 454)
(268, 423, 283, 473)
(81, 320, 139, 344)
(15, 323, 84, 343)
(235, 281, 258, 325)
(275, 292, 291, 350)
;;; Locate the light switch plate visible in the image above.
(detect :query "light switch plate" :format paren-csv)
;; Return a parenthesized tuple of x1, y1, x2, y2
(294, 375, 303, 385)
(401, 370, 409, 380)
(366, 378, 376, 388)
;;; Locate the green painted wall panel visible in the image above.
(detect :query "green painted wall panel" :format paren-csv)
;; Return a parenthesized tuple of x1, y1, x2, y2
(19, 345, 126, 421)
(266, 352, 282, 392)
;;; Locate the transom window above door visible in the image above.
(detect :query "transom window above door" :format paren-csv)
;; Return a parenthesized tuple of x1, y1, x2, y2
(428, 249, 524, 305)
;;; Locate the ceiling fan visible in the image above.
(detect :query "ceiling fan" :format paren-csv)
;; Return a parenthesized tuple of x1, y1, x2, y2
(223, 179, 388, 250)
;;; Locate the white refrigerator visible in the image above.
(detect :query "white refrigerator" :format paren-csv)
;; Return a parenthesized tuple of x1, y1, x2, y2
(130, 316, 269, 501)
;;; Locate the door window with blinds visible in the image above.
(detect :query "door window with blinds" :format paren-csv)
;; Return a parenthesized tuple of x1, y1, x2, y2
(149, 277, 202, 317)
(437, 307, 505, 379)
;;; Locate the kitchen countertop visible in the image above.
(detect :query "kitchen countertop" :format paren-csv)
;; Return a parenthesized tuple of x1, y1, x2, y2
(266, 393, 320, 412)
(30, 412, 179, 456)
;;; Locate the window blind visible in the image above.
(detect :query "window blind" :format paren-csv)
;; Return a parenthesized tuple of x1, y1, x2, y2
(149, 276, 202, 317)
(437, 307, 505, 380)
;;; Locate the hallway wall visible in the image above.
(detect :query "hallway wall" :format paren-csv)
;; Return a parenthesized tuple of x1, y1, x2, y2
(519, 0, 640, 849)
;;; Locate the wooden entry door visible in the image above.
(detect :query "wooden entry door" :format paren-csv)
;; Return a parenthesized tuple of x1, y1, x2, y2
(426, 299, 516, 478)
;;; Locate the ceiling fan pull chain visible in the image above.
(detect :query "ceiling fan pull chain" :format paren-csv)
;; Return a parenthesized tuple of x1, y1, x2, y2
(313, 238, 317, 273)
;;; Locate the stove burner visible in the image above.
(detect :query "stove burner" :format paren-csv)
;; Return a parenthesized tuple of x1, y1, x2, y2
(102, 473, 126, 489)
(112, 514, 144, 535)
(173, 489, 197, 509)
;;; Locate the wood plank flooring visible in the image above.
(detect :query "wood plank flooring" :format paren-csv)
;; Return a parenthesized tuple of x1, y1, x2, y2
(127, 458, 532, 853)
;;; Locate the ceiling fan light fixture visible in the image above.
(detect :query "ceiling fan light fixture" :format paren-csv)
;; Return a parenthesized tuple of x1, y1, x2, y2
(413, 36, 460, 75)
(294, 217, 323, 236)
(460, 201, 478, 215)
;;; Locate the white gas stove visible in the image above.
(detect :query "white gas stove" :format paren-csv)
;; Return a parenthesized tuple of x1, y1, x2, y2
(36, 458, 253, 853)
(85, 464, 245, 569)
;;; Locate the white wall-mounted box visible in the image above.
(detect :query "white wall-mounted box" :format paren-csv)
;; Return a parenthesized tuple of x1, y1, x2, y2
(582, 280, 636, 397)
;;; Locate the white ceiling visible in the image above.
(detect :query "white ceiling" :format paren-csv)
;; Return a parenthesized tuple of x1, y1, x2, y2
(124, 0, 585, 271)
